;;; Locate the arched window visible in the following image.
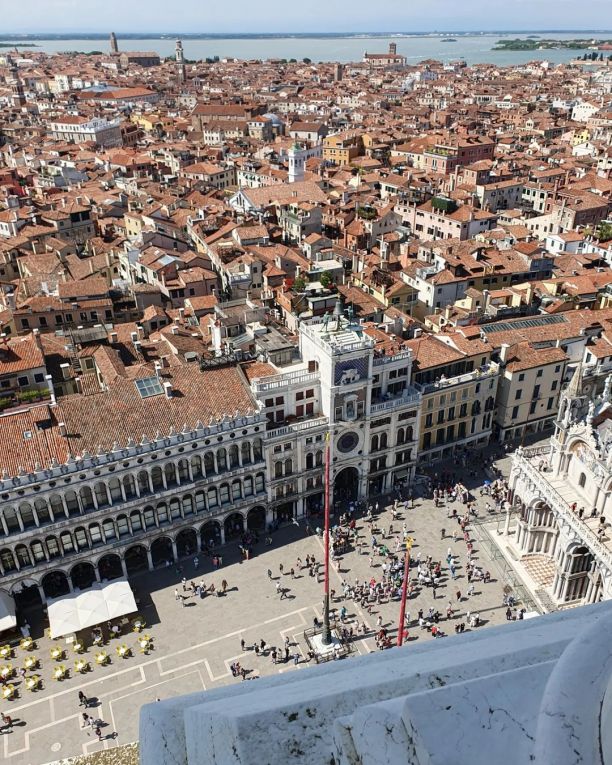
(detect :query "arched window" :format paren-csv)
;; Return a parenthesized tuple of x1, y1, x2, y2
(169, 499, 181, 519)
(228, 445, 239, 469)
(3, 508, 20, 533)
(191, 455, 203, 479)
(50, 494, 66, 518)
(19, 502, 35, 529)
(138, 471, 150, 494)
(60, 531, 74, 553)
(123, 475, 136, 499)
(255, 472, 265, 493)
(34, 498, 50, 524)
(253, 438, 263, 461)
(275, 462, 283, 479)
(219, 484, 230, 504)
(207, 487, 218, 508)
(315, 451, 323, 466)
(45, 536, 60, 558)
(380, 433, 388, 449)
(182, 495, 194, 516)
(231, 480, 242, 500)
(89, 523, 102, 545)
(0, 549, 16, 572)
(204, 452, 215, 474)
(108, 478, 122, 504)
(306, 453, 314, 470)
(371, 435, 379, 452)
(405, 426, 413, 442)
(103, 519, 116, 540)
(73, 527, 89, 550)
(15, 544, 31, 567)
(30, 540, 46, 563)
(130, 511, 142, 532)
(65, 491, 80, 515)
(195, 491, 206, 512)
(178, 459, 190, 483)
(143, 507, 156, 528)
(157, 503, 169, 524)
(217, 448, 227, 472)
(284, 458, 293, 475)
(164, 463, 177, 487)
(151, 467, 163, 491)
(116, 515, 129, 537)
(397, 428, 405, 445)
(241, 442, 251, 465)
(244, 476, 253, 496)
(80, 486, 95, 511)
(94, 483, 109, 507)
(579, 472, 587, 488)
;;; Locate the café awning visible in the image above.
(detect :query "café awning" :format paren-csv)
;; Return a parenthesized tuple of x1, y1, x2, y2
(47, 579, 137, 639)
(0, 591, 17, 633)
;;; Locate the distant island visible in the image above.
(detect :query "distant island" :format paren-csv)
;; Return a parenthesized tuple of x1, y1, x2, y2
(0, 42, 37, 48)
(441, 38, 457, 43)
(494, 37, 612, 50)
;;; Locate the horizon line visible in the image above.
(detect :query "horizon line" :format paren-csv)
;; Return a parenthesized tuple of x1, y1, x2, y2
(4, 28, 612, 35)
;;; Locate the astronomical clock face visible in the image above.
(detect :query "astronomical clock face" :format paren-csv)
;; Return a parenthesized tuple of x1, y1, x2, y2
(337, 431, 359, 453)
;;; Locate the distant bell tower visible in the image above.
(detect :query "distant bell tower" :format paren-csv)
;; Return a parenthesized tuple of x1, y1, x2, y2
(288, 143, 306, 184)
(389, 42, 397, 56)
(176, 39, 186, 84)
(110, 32, 118, 55)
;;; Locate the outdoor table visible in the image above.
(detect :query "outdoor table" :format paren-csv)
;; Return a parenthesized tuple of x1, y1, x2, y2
(0, 645, 12, 660)
(20, 637, 34, 651)
(25, 675, 40, 691)
(2, 683, 15, 699)
(53, 664, 67, 681)
(74, 659, 88, 674)
(23, 655, 38, 671)
(0, 664, 12, 680)
(116, 644, 130, 658)
(50, 646, 63, 661)
(95, 651, 108, 666)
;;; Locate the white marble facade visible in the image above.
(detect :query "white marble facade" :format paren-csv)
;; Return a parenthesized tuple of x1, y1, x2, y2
(139, 601, 612, 765)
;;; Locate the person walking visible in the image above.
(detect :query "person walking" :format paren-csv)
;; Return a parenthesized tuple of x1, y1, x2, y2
(267, 568, 273, 580)
(94, 726, 103, 741)
(1, 712, 13, 731)
(279, 563, 284, 576)
(78, 691, 88, 707)
(82, 713, 91, 728)
(280, 587, 288, 600)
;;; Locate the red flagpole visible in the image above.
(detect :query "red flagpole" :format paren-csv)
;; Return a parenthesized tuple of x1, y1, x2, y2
(397, 538, 413, 647)
(322, 431, 331, 645)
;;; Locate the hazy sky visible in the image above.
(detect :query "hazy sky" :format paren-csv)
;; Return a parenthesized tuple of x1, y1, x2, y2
(3, 0, 612, 33)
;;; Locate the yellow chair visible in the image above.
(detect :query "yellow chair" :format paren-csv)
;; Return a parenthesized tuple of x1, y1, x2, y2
(2, 683, 15, 699)
(72, 641, 85, 654)
(25, 675, 40, 691)
(74, 659, 88, 674)
(23, 655, 38, 671)
(50, 647, 63, 662)
(115, 644, 130, 658)
(0, 645, 12, 660)
(94, 651, 108, 666)
(53, 664, 66, 681)
(0, 663, 12, 681)
(19, 637, 34, 651)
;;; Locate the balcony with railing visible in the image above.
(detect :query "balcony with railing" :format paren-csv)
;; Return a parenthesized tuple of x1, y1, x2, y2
(252, 369, 320, 394)
(370, 386, 420, 414)
(415, 362, 499, 395)
(372, 349, 412, 367)
(266, 415, 328, 439)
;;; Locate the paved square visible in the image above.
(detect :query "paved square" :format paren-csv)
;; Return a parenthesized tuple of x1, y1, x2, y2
(1, 454, 519, 765)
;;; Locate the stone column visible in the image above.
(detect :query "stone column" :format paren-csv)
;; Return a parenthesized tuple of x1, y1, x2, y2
(146, 549, 153, 570)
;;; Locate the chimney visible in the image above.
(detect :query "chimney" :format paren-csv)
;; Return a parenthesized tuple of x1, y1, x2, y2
(109, 331, 118, 343)
(163, 381, 173, 398)
(130, 331, 138, 342)
(178, 307, 185, 319)
(137, 325, 144, 339)
(499, 343, 510, 363)
(58, 422, 67, 437)
(171, 325, 178, 335)
(46, 374, 56, 404)
(60, 363, 71, 380)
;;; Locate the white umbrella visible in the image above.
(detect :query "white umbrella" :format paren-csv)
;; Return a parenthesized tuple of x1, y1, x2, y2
(47, 596, 82, 639)
(104, 579, 137, 621)
(0, 591, 16, 633)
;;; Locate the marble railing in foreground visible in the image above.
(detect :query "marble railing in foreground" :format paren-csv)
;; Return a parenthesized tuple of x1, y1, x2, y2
(139, 601, 612, 765)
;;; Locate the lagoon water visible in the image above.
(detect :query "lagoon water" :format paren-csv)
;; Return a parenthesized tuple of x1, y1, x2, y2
(2, 32, 606, 65)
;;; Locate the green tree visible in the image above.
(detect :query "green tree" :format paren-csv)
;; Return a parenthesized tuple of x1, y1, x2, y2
(293, 276, 307, 292)
(319, 272, 333, 288)
(596, 222, 612, 242)
(303, 57, 312, 64)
